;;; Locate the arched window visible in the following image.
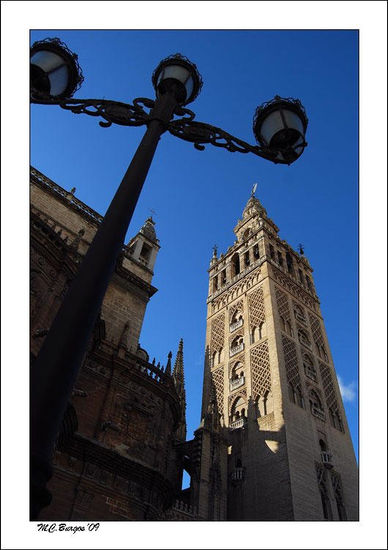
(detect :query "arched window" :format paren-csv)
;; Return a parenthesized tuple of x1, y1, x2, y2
(232, 253, 240, 276)
(253, 244, 260, 259)
(231, 396, 246, 423)
(218, 347, 224, 364)
(244, 250, 250, 267)
(230, 335, 244, 356)
(286, 252, 293, 273)
(251, 321, 266, 344)
(319, 439, 327, 452)
(243, 228, 251, 241)
(310, 390, 325, 419)
(230, 310, 243, 331)
(213, 275, 218, 292)
(277, 251, 284, 267)
(294, 304, 305, 322)
(231, 361, 244, 380)
(303, 353, 317, 381)
(258, 391, 274, 417)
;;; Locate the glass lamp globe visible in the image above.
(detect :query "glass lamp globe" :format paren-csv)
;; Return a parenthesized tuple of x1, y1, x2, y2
(253, 96, 308, 164)
(152, 53, 203, 105)
(30, 37, 83, 99)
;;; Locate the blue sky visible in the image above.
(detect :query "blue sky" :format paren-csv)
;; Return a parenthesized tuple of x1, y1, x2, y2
(30, 29, 359, 456)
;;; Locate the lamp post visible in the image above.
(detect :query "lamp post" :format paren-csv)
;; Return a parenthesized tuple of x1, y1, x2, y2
(30, 37, 308, 519)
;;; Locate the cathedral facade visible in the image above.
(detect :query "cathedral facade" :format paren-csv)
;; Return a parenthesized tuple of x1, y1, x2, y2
(30, 167, 358, 521)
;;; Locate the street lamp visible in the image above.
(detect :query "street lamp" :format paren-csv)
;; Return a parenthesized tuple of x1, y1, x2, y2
(30, 37, 308, 519)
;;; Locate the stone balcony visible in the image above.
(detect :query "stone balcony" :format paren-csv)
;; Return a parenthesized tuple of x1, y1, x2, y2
(230, 417, 247, 430)
(229, 376, 245, 391)
(229, 318, 243, 333)
(230, 342, 244, 357)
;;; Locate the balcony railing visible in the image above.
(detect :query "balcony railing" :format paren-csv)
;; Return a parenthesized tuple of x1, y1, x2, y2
(230, 342, 244, 357)
(231, 467, 245, 481)
(230, 417, 247, 430)
(230, 318, 243, 332)
(229, 376, 245, 391)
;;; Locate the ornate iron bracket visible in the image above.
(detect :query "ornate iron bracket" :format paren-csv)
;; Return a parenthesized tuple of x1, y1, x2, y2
(167, 115, 277, 161)
(31, 96, 279, 161)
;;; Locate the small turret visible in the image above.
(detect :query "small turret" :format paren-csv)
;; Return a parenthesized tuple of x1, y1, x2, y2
(127, 217, 160, 272)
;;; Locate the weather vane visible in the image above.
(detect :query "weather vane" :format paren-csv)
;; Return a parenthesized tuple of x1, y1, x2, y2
(298, 243, 305, 255)
(251, 182, 258, 196)
(212, 244, 218, 256)
(149, 208, 157, 219)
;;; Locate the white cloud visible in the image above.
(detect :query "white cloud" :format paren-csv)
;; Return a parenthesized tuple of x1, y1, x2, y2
(338, 376, 357, 402)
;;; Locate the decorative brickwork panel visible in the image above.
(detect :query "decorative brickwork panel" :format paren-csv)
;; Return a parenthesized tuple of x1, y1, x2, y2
(276, 287, 291, 321)
(250, 340, 271, 400)
(211, 269, 261, 312)
(210, 313, 225, 353)
(282, 335, 301, 388)
(272, 266, 317, 311)
(319, 361, 340, 412)
(229, 299, 243, 321)
(247, 286, 266, 328)
(211, 366, 224, 413)
(309, 313, 325, 347)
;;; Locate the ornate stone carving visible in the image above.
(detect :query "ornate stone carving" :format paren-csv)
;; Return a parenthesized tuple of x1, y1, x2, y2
(210, 313, 225, 353)
(272, 266, 317, 310)
(276, 287, 291, 321)
(250, 340, 271, 400)
(247, 286, 266, 328)
(211, 269, 261, 312)
(211, 366, 224, 413)
(282, 334, 302, 389)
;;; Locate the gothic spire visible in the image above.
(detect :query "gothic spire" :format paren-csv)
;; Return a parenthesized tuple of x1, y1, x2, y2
(173, 339, 186, 442)
(165, 351, 172, 375)
(173, 339, 185, 399)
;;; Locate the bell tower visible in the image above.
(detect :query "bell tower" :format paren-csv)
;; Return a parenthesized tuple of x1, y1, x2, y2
(201, 190, 358, 520)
